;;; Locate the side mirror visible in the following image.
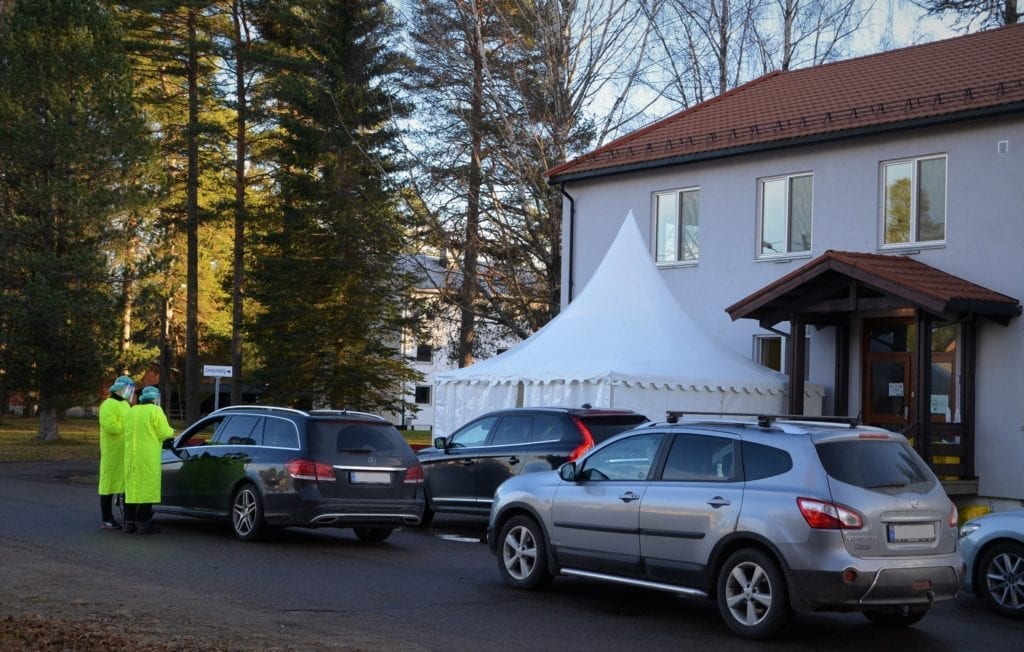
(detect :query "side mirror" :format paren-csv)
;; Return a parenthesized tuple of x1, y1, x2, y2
(433, 436, 448, 450)
(162, 438, 175, 450)
(559, 462, 576, 482)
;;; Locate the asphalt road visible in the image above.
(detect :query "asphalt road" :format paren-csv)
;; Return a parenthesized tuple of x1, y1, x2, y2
(1, 462, 1022, 651)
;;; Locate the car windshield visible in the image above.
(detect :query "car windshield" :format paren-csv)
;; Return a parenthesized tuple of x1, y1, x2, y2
(816, 439, 935, 493)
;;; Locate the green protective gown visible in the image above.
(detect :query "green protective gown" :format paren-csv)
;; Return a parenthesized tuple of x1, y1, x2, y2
(97, 396, 130, 495)
(124, 402, 174, 504)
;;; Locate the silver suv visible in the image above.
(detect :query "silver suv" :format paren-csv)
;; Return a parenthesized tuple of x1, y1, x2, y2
(486, 413, 964, 640)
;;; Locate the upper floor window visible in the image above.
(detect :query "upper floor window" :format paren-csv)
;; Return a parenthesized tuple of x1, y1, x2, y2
(415, 343, 433, 363)
(882, 155, 946, 246)
(758, 173, 812, 258)
(654, 188, 700, 263)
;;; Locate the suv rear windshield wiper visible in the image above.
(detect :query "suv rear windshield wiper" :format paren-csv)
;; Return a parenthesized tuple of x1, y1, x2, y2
(865, 480, 909, 489)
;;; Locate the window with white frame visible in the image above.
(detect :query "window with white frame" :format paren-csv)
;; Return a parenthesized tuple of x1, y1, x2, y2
(414, 385, 431, 405)
(654, 188, 700, 263)
(881, 155, 946, 246)
(758, 173, 812, 257)
(754, 333, 809, 379)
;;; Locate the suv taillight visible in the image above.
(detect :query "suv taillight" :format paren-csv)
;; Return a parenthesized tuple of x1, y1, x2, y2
(286, 459, 336, 482)
(404, 463, 424, 484)
(797, 497, 863, 529)
(568, 417, 596, 461)
(948, 503, 958, 528)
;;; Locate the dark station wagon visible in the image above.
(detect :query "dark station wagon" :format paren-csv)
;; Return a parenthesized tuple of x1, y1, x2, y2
(416, 406, 649, 525)
(156, 406, 425, 541)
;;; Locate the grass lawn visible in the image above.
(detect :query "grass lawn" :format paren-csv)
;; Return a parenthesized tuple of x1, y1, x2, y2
(0, 416, 433, 463)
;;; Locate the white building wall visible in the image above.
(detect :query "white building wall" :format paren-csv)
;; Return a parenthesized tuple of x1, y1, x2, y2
(560, 115, 1024, 500)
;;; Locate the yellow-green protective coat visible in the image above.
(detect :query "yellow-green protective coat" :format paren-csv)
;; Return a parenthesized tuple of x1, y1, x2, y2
(124, 403, 174, 504)
(98, 396, 131, 494)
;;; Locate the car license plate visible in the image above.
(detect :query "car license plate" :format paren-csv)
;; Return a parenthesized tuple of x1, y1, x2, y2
(349, 471, 391, 485)
(887, 522, 935, 543)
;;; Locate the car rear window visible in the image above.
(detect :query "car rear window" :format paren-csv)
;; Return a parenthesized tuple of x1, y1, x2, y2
(579, 415, 650, 444)
(816, 440, 934, 492)
(308, 420, 408, 457)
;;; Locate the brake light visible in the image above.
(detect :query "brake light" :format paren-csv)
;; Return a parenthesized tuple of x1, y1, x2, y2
(948, 503, 958, 528)
(797, 497, 863, 529)
(568, 417, 595, 461)
(286, 460, 336, 482)
(404, 463, 424, 485)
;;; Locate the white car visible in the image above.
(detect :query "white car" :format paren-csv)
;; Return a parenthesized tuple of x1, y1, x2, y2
(959, 508, 1024, 617)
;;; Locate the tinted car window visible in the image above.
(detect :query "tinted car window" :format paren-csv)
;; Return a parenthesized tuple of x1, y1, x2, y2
(532, 415, 566, 442)
(450, 416, 497, 447)
(579, 433, 663, 481)
(741, 441, 793, 481)
(490, 416, 533, 446)
(309, 421, 404, 455)
(816, 439, 934, 492)
(262, 417, 299, 449)
(579, 414, 651, 444)
(214, 415, 261, 445)
(662, 434, 737, 482)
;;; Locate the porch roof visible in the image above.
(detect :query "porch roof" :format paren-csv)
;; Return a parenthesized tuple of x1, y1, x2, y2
(726, 250, 1021, 327)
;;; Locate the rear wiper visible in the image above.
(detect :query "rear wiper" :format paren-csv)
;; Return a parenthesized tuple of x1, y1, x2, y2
(865, 481, 908, 489)
(339, 447, 373, 454)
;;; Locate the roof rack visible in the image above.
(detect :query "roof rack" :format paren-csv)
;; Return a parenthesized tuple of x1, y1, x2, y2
(214, 405, 308, 416)
(665, 411, 860, 428)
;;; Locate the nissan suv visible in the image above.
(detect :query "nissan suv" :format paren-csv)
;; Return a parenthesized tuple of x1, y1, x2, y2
(156, 406, 425, 542)
(416, 406, 649, 525)
(487, 413, 963, 639)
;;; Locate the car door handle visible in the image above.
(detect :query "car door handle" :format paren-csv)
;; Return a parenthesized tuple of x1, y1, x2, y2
(707, 496, 731, 508)
(619, 492, 641, 503)
(508, 456, 520, 465)
(459, 459, 475, 466)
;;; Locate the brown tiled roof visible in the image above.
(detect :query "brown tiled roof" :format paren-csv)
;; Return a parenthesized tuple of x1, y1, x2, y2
(726, 250, 1021, 326)
(548, 24, 1024, 182)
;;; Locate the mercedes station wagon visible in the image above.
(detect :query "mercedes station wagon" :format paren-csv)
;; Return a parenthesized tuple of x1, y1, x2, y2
(487, 413, 964, 640)
(157, 406, 424, 541)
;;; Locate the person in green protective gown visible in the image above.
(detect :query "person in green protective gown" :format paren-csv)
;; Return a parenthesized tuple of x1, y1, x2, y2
(123, 385, 174, 535)
(98, 375, 134, 530)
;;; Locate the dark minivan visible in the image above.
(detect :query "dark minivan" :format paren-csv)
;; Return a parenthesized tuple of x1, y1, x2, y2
(157, 406, 424, 541)
(415, 406, 649, 524)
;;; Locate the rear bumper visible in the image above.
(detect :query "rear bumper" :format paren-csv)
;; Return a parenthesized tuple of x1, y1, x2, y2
(265, 496, 424, 528)
(787, 554, 964, 611)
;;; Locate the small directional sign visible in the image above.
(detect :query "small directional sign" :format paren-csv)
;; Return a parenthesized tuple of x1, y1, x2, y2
(203, 364, 233, 378)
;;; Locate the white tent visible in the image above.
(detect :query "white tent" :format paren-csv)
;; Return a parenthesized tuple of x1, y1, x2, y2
(432, 213, 823, 435)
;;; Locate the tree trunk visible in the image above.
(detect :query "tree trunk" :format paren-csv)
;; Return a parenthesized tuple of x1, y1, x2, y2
(36, 407, 59, 442)
(184, 7, 201, 426)
(230, 0, 248, 406)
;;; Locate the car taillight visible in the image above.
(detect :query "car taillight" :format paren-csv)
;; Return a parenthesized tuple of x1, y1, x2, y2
(948, 503, 958, 528)
(286, 460, 336, 482)
(404, 463, 424, 484)
(797, 497, 863, 529)
(568, 417, 596, 461)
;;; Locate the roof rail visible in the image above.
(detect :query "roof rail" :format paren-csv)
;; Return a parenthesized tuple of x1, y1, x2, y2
(214, 405, 309, 417)
(665, 411, 860, 428)
(307, 408, 386, 421)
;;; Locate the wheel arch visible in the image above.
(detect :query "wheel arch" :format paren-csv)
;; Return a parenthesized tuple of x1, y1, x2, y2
(707, 532, 793, 601)
(491, 503, 560, 572)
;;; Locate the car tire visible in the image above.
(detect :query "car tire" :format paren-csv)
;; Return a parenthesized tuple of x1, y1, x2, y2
(978, 542, 1024, 617)
(415, 494, 435, 528)
(231, 483, 264, 542)
(497, 515, 552, 590)
(353, 527, 394, 543)
(717, 549, 791, 640)
(862, 605, 929, 627)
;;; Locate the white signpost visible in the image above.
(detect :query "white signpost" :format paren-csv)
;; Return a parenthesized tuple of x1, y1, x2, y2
(203, 364, 233, 411)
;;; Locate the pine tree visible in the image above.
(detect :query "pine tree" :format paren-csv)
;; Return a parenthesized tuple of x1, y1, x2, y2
(0, 0, 153, 440)
(248, 0, 420, 411)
